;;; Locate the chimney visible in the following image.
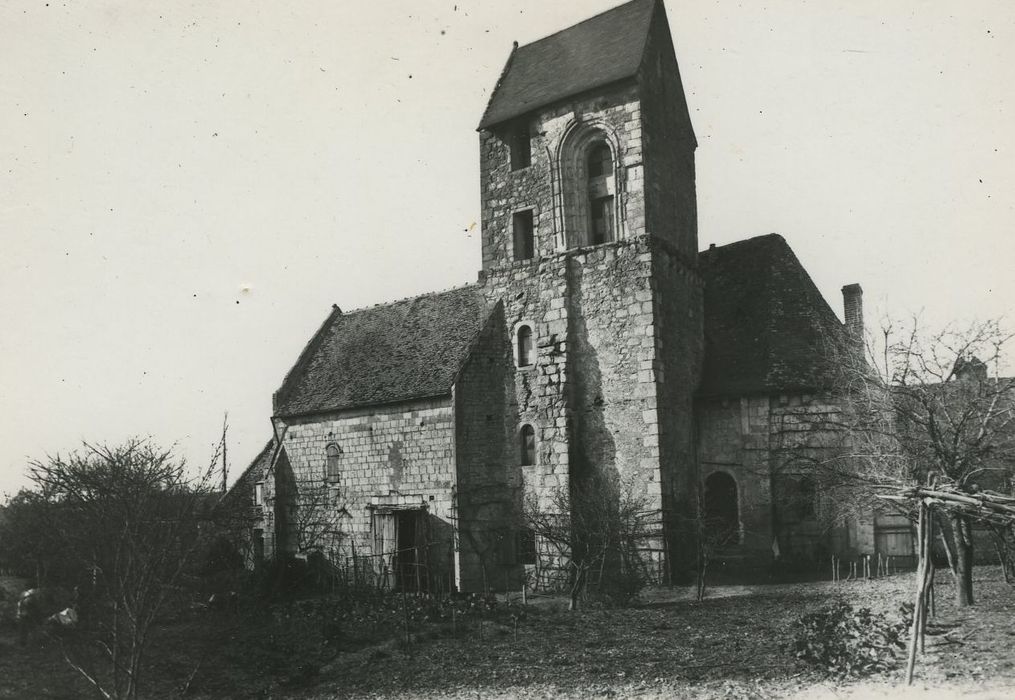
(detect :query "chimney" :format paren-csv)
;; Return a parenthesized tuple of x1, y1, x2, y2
(842, 283, 864, 356)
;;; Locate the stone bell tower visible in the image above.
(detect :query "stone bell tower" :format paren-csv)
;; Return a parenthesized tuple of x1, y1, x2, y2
(476, 0, 704, 581)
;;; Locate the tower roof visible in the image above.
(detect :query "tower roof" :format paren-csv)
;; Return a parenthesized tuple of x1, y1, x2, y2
(478, 0, 657, 129)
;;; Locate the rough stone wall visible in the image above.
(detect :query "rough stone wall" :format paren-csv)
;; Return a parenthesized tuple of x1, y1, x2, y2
(480, 255, 573, 588)
(265, 398, 457, 581)
(651, 239, 703, 577)
(481, 257, 572, 507)
(479, 235, 701, 586)
(768, 393, 855, 560)
(697, 396, 775, 561)
(566, 240, 659, 495)
(567, 238, 680, 583)
(638, 3, 698, 260)
(697, 392, 863, 565)
(479, 83, 646, 272)
(453, 303, 526, 591)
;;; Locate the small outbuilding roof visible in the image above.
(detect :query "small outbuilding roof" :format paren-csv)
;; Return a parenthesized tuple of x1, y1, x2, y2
(274, 286, 493, 417)
(478, 0, 657, 129)
(698, 234, 849, 397)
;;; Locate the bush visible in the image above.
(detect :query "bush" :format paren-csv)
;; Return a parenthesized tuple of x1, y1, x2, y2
(791, 601, 907, 677)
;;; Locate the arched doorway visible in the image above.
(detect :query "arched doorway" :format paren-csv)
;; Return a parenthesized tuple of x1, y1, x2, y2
(704, 471, 740, 546)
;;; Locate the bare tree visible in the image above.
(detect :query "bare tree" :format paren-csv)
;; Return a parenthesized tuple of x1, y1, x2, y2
(24, 439, 219, 700)
(289, 479, 348, 556)
(819, 317, 1015, 605)
(524, 471, 656, 609)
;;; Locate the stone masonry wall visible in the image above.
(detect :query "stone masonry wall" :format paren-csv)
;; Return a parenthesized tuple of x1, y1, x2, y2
(697, 396, 775, 561)
(454, 303, 526, 591)
(697, 392, 860, 566)
(480, 254, 573, 589)
(639, 3, 698, 260)
(567, 238, 673, 582)
(267, 398, 457, 583)
(567, 239, 659, 495)
(651, 238, 703, 577)
(479, 83, 646, 271)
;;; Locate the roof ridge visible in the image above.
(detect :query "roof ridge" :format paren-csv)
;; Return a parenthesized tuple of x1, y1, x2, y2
(339, 282, 481, 316)
(515, 0, 653, 52)
(222, 437, 274, 499)
(700, 232, 784, 255)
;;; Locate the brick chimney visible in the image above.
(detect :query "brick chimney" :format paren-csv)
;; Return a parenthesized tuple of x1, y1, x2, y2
(841, 283, 864, 356)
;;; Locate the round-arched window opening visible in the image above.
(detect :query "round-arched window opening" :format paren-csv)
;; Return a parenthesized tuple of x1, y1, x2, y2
(559, 126, 622, 249)
(517, 325, 534, 367)
(704, 471, 739, 546)
(519, 424, 536, 466)
(325, 443, 342, 483)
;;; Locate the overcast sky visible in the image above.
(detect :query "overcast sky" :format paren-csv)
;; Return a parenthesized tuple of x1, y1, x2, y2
(2, 0, 1013, 497)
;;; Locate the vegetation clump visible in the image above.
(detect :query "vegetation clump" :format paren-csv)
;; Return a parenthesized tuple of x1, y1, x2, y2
(791, 600, 907, 677)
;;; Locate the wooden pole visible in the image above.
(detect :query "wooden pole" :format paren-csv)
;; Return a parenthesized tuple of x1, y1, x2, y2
(906, 501, 928, 685)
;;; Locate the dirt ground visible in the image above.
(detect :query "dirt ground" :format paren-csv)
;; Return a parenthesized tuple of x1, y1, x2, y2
(0, 567, 1012, 699)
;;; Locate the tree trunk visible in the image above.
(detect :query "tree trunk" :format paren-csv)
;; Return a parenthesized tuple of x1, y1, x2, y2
(950, 513, 974, 606)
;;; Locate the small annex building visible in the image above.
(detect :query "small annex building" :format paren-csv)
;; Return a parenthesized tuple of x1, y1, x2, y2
(238, 0, 878, 591)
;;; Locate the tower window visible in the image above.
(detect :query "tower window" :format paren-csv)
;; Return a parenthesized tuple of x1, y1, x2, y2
(254, 481, 264, 506)
(590, 196, 614, 245)
(512, 210, 534, 260)
(519, 424, 536, 466)
(325, 443, 342, 483)
(509, 121, 531, 170)
(516, 325, 534, 367)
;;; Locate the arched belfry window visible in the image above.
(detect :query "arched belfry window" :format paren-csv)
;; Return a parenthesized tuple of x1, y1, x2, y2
(519, 424, 536, 466)
(516, 324, 534, 367)
(558, 126, 620, 249)
(325, 443, 342, 483)
(704, 471, 739, 546)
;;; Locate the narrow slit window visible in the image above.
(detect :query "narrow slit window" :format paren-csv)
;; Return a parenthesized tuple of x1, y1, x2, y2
(519, 424, 536, 466)
(516, 325, 534, 367)
(325, 443, 342, 483)
(509, 121, 531, 170)
(254, 481, 264, 506)
(513, 210, 534, 261)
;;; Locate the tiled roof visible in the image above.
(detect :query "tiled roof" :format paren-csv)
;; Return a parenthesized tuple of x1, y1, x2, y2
(220, 438, 274, 509)
(478, 0, 657, 129)
(698, 234, 849, 397)
(274, 286, 494, 417)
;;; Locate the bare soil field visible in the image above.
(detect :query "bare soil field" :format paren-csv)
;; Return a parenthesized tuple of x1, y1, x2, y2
(0, 567, 1012, 699)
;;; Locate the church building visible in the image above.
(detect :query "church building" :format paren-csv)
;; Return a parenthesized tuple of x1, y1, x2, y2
(245, 0, 872, 591)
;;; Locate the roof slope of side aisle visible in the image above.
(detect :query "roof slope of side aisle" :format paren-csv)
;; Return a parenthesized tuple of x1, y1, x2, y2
(273, 286, 495, 418)
(698, 234, 850, 397)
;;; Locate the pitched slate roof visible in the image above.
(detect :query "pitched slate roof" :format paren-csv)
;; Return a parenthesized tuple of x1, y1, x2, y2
(228, 439, 273, 494)
(274, 286, 493, 417)
(478, 0, 657, 129)
(220, 438, 274, 511)
(698, 234, 849, 397)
